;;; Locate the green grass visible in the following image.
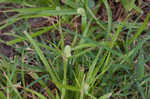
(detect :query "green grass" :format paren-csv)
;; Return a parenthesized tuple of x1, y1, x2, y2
(0, 0, 150, 99)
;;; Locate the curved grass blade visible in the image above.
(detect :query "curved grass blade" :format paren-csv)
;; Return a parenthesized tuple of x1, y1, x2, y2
(103, 0, 112, 39)
(24, 31, 59, 84)
(24, 88, 47, 99)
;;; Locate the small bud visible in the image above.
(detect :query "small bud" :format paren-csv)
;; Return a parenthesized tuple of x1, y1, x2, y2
(77, 8, 86, 16)
(83, 83, 89, 94)
(56, 7, 61, 11)
(64, 45, 71, 58)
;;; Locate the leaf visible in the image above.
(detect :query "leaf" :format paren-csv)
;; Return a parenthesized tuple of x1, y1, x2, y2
(136, 50, 145, 80)
(136, 82, 146, 99)
(121, 0, 136, 12)
(0, 91, 6, 99)
(98, 93, 112, 99)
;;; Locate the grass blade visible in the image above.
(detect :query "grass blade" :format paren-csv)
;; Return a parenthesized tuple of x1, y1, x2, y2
(136, 50, 145, 80)
(24, 31, 59, 84)
(128, 14, 150, 45)
(103, 0, 112, 39)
